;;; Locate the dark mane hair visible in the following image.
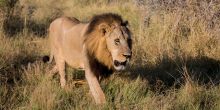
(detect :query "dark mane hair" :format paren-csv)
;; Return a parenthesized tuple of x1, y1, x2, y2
(83, 13, 131, 79)
(85, 13, 125, 34)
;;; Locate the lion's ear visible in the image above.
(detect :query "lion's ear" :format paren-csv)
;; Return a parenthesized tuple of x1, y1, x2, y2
(122, 20, 129, 27)
(99, 23, 110, 35)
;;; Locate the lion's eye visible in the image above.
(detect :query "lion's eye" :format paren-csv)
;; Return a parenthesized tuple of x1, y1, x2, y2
(114, 39, 120, 45)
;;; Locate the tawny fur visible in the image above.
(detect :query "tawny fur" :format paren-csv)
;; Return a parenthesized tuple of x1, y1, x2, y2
(47, 13, 132, 104)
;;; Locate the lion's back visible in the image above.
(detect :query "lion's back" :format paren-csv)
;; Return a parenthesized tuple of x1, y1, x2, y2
(49, 16, 88, 69)
(49, 17, 80, 33)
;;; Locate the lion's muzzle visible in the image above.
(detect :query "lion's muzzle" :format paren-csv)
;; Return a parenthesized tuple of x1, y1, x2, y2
(114, 60, 127, 67)
(113, 59, 130, 71)
(113, 49, 132, 71)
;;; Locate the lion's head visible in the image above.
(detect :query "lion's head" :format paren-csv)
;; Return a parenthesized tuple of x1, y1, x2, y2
(85, 13, 132, 71)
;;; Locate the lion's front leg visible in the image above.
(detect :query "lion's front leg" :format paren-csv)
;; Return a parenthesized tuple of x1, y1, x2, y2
(85, 69, 106, 104)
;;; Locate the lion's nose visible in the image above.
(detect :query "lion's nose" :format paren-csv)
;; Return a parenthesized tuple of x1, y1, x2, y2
(123, 51, 132, 59)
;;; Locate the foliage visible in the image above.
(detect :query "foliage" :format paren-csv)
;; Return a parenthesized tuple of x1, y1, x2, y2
(0, 0, 220, 109)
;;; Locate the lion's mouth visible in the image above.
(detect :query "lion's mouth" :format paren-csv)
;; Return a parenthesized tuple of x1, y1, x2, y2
(114, 60, 127, 67)
(113, 60, 128, 71)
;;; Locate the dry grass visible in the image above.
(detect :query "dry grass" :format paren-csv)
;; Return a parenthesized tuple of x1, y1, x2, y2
(0, 0, 220, 109)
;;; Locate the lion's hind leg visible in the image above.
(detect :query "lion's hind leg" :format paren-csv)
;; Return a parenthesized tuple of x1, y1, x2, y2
(52, 48, 66, 88)
(57, 59, 66, 88)
(48, 50, 54, 63)
(48, 66, 58, 77)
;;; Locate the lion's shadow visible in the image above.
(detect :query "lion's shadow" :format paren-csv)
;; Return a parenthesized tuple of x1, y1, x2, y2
(125, 56, 220, 91)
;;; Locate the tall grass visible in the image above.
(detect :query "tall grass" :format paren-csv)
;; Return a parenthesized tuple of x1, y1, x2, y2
(0, 0, 220, 109)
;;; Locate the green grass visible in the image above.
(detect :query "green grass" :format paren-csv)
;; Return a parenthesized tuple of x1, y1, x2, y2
(0, 0, 220, 109)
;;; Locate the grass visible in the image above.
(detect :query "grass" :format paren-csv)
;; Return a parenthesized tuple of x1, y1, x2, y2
(0, 0, 220, 109)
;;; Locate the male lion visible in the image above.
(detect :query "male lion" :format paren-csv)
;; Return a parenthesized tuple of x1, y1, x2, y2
(47, 13, 132, 104)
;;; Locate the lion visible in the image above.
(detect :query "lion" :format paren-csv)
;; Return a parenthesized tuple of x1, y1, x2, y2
(46, 13, 132, 104)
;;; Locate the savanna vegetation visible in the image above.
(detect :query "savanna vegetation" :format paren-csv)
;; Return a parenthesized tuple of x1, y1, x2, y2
(0, 0, 220, 109)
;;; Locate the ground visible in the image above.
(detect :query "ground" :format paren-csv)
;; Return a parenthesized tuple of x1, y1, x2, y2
(0, 0, 220, 110)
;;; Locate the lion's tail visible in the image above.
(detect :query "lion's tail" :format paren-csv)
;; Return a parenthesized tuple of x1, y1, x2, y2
(42, 51, 54, 63)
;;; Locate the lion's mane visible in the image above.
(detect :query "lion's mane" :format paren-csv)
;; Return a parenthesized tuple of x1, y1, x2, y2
(84, 13, 127, 78)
